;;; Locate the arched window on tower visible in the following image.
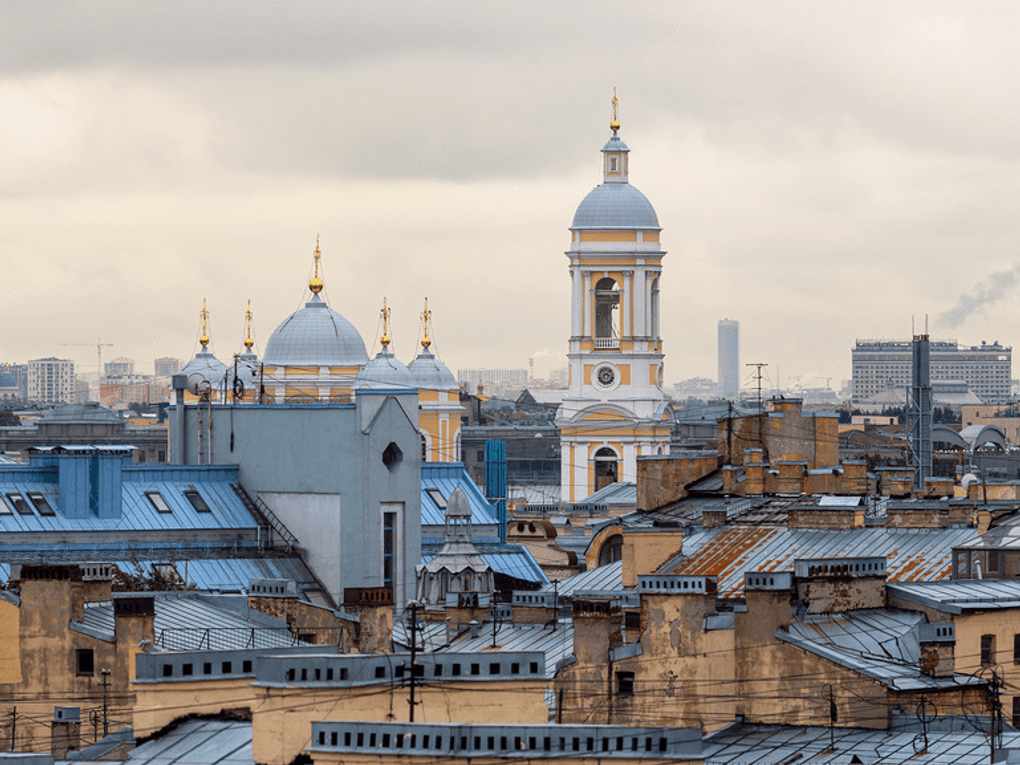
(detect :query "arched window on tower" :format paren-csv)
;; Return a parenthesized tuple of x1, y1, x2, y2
(594, 278, 620, 349)
(594, 446, 619, 491)
(650, 276, 660, 339)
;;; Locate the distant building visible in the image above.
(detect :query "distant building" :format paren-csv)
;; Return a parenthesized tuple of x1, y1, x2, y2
(153, 356, 181, 378)
(718, 319, 739, 398)
(104, 356, 134, 378)
(100, 375, 169, 408)
(457, 368, 529, 386)
(671, 376, 718, 401)
(27, 357, 75, 404)
(0, 363, 27, 401)
(852, 339, 1011, 405)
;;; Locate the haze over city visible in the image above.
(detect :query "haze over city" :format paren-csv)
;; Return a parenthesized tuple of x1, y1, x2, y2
(3, 2, 1020, 390)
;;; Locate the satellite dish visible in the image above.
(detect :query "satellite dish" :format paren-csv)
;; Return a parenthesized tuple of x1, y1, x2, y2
(187, 373, 207, 395)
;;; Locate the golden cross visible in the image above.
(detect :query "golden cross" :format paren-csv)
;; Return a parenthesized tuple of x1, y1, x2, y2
(612, 88, 618, 122)
(313, 234, 321, 279)
(380, 297, 391, 347)
(421, 298, 432, 349)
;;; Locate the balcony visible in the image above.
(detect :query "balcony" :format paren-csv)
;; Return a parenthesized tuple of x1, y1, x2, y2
(594, 337, 620, 350)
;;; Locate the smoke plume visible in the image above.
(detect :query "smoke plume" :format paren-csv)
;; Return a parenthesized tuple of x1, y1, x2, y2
(936, 264, 1020, 330)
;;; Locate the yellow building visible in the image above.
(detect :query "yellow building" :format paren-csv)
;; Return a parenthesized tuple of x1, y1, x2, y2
(557, 100, 672, 502)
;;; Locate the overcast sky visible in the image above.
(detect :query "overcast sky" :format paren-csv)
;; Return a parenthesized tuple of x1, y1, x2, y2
(3, 2, 1019, 392)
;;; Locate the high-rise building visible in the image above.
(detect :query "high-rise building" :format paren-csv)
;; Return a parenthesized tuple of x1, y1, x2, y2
(154, 357, 181, 379)
(851, 339, 1011, 405)
(0, 363, 28, 401)
(555, 106, 672, 503)
(104, 357, 134, 378)
(718, 319, 740, 398)
(27, 357, 76, 404)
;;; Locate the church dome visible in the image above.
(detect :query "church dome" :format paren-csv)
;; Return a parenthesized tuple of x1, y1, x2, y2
(409, 347, 458, 391)
(356, 347, 415, 389)
(571, 183, 660, 231)
(180, 348, 227, 387)
(263, 294, 368, 367)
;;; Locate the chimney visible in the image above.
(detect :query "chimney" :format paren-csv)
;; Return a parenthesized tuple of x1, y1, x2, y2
(51, 706, 81, 759)
(794, 557, 887, 614)
(918, 623, 956, 678)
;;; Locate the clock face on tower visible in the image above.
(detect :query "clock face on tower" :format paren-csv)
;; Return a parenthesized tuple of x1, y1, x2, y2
(597, 366, 616, 387)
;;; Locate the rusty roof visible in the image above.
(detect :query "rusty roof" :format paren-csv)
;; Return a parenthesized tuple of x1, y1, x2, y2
(666, 525, 978, 600)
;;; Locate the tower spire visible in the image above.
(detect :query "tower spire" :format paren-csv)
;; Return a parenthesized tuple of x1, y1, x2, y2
(380, 298, 391, 348)
(200, 299, 210, 348)
(610, 87, 620, 132)
(244, 299, 254, 349)
(421, 298, 432, 349)
(309, 235, 324, 294)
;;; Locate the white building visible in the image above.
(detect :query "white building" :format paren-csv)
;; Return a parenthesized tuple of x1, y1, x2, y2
(27, 357, 76, 404)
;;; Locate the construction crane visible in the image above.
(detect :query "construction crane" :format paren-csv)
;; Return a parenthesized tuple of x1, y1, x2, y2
(61, 340, 113, 400)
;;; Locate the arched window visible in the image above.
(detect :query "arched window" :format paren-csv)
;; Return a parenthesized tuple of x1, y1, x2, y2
(598, 534, 624, 566)
(594, 446, 619, 490)
(594, 278, 619, 341)
(650, 276, 660, 338)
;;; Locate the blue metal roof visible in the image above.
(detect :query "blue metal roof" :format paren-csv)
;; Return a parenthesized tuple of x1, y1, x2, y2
(420, 542, 547, 585)
(126, 718, 253, 765)
(420, 463, 499, 528)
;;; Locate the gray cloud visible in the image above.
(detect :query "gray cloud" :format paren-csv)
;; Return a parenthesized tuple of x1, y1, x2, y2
(937, 265, 1020, 331)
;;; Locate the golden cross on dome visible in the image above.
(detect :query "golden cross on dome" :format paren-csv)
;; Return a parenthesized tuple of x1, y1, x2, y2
(380, 297, 391, 348)
(244, 299, 254, 349)
(309, 235, 324, 294)
(421, 298, 432, 349)
(200, 299, 210, 348)
(611, 88, 620, 131)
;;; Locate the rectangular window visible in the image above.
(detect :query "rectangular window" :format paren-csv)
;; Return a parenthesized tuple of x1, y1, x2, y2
(982, 634, 997, 665)
(183, 489, 211, 513)
(383, 510, 396, 589)
(76, 649, 95, 677)
(616, 671, 635, 696)
(1014, 697, 1020, 729)
(426, 489, 447, 509)
(1013, 634, 1020, 665)
(7, 493, 32, 515)
(145, 491, 172, 513)
(27, 493, 55, 516)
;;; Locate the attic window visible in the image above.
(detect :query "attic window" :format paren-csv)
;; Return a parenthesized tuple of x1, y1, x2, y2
(184, 490, 211, 513)
(426, 489, 447, 509)
(382, 443, 403, 471)
(27, 493, 55, 516)
(146, 492, 172, 514)
(7, 493, 32, 515)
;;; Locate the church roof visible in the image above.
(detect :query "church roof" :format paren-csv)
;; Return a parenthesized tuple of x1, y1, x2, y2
(356, 347, 415, 389)
(263, 294, 368, 367)
(571, 182, 660, 230)
(408, 347, 458, 391)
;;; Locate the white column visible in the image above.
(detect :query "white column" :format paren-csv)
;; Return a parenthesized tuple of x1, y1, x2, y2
(635, 270, 647, 338)
(622, 270, 632, 338)
(583, 270, 592, 338)
(571, 268, 582, 337)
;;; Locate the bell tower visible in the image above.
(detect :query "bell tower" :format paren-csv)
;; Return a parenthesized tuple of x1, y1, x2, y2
(556, 95, 673, 503)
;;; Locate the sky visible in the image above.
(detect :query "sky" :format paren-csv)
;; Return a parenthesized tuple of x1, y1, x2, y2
(3, 2, 1020, 392)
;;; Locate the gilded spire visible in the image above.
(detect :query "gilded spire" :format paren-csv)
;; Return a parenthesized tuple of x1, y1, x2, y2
(199, 299, 210, 348)
(421, 298, 432, 350)
(610, 87, 620, 132)
(380, 297, 391, 348)
(244, 299, 254, 349)
(309, 235, 324, 294)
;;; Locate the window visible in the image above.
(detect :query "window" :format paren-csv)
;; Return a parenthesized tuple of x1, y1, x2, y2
(7, 493, 32, 515)
(1013, 634, 1020, 665)
(76, 649, 95, 677)
(616, 671, 635, 696)
(382, 442, 403, 471)
(382, 509, 398, 589)
(625, 611, 641, 630)
(183, 490, 210, 513)
(145, 491, 172, 513)
(426, 489, 447, 509)
(1014, 697, 1020, 729)
(982, 634, 996, 665)
(27, 493, 54, 516)
(157, 450, 166, 462)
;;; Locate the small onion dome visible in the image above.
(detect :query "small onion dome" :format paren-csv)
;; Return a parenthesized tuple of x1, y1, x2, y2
(355, 346, 415, 390)
(409, 345, 458, 391)
(180, 347, 227, 388)
(263, 293, 368, 367)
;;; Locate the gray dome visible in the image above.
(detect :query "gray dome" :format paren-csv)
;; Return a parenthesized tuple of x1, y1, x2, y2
(356, 347, 415, 389)
(571, 182, 660, 230)
(180, 349, 227, 386)
(409, 347, 458, 391)
(42, 402, 121, 424)
(263, 294, 368, 367)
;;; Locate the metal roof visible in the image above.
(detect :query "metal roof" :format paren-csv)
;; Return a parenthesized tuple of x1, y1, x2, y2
(420, 463, 498, 529)
(577, 481, 637, 507)
(668, 526, 977, 600)
(420, 543, 548, 584)
(263, 293, 368, 367)
(703, 721, 1020, 763)
(436, 620, 574, 680)
(571, 182, 660, 230)
(540, 560, 622, 596)
(889, 579, 1020, 612)
(780, 609, 975, 691)
(125, 719, 253, 765)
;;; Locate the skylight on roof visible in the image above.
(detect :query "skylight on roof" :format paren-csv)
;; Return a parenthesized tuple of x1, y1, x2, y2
(145, 491, 172, 514)
(426, 489, 447, 509)
(27, 493, 55, 516)
(7, 493, 32, 515)
(184, 489, 211, 513)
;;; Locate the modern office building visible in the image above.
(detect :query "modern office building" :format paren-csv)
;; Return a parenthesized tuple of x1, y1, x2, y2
(27, 357, 76, 404)
(154, 356, 181, 378)
(851, 339, 1011, 405)
(718, 319, 739, 398)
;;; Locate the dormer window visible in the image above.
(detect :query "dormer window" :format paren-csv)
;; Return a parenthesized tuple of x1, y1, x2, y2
(609, 155, 619, 173)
